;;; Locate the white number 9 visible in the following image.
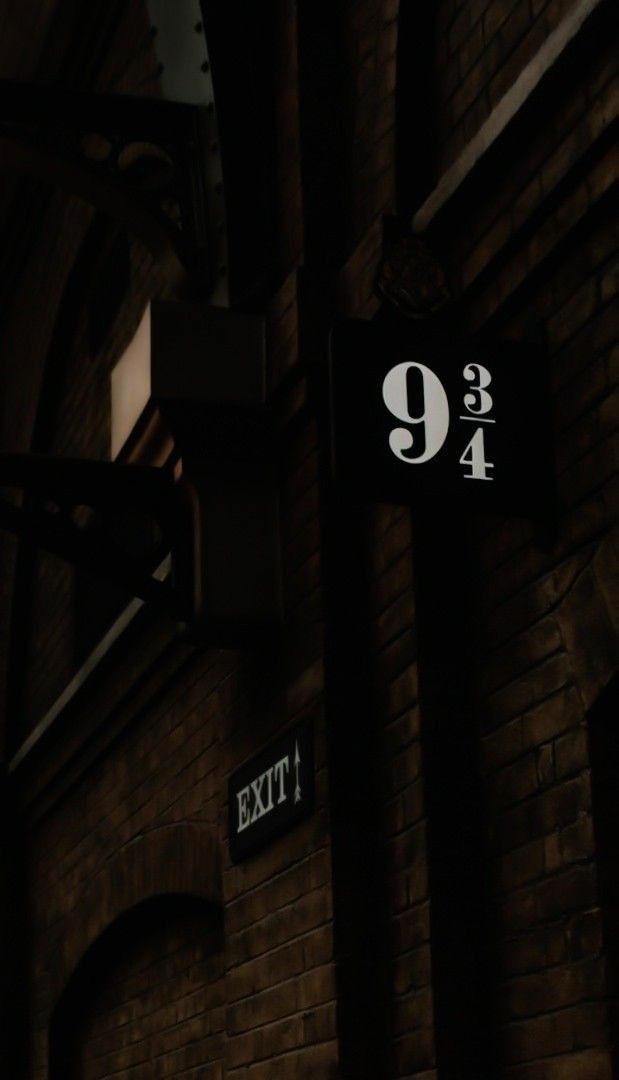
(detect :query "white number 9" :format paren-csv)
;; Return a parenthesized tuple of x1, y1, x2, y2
(382, 361, 450, 464)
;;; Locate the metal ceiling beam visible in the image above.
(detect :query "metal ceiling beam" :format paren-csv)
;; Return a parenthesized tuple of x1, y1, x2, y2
(0, 494, 173, 610)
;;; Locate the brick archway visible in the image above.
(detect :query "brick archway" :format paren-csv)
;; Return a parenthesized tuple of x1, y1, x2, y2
(48, 821, 221, 1010)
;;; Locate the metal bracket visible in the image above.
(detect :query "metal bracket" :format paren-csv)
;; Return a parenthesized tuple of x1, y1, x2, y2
(0, 454, 196, 619)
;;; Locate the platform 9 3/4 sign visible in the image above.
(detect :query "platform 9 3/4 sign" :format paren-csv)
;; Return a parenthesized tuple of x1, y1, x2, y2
(330, 319, 553, 516)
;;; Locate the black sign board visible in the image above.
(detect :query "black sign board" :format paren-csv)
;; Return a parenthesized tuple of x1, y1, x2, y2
(228, 719, 314, 862)
(330, 319, 554, 516)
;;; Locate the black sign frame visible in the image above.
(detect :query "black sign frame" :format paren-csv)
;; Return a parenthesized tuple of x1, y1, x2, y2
(329, 318, 555, 518)
(228, 719, 315, 863)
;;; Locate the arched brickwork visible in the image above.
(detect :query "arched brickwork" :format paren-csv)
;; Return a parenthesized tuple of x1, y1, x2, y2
(49, 893, 224, 1079)
(47, 821, 221, 1010)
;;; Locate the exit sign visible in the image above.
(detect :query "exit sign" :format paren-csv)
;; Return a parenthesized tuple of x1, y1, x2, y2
(330, 318, 554, 516)
(228, 720, 314, 862)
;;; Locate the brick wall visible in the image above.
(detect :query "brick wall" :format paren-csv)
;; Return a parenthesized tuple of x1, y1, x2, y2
(14, 4, 338, 1078)
(3, 2, 616, 1079)
(427, 5, 617, 1074)
(465, 211, 617, 1074)
(24, 379, 336, 1078)
(52, 904, 225, 1078)
(436, 0, 586, 169)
